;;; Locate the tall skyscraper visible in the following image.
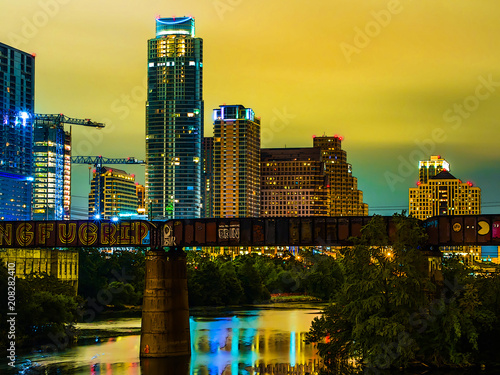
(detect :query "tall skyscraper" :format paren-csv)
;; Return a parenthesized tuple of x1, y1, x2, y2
(213, 105, 260, 218)
(261, 148, 328, 217)
(409, 170, 481, 220)
(32, 119, 71, 220)
(145, 17, 203, 219)
(419, 155, 450, 184)
(313, 135, 368, 216)
(0, 43, 35, 220)
(88, 167, 139, 219)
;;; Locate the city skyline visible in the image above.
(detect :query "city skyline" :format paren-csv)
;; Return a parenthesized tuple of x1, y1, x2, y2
(1, 1, 499, 216)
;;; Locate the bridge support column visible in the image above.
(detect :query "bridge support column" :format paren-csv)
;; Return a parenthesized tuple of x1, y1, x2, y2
(140, 247, 190, 357)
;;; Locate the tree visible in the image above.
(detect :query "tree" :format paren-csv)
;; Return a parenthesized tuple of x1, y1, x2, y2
(0, 263, 80, 349)
(306, 214, 434, 371)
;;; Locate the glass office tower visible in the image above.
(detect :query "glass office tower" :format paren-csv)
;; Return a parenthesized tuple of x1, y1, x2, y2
(0, 43, 35, 220)
(32, 119, 71, 220)
(146, 17, 203, 219)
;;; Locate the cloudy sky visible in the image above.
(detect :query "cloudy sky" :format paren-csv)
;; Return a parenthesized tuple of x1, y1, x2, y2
(2, 0, 500, 216)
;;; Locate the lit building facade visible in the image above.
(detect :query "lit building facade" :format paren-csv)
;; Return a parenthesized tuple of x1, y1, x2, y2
(261, 148, 328, 217)
(145, 17, 203, 219)
(202, 136, 214, 218)
(0, 248, 79, 291)
(136, 183, 146, 216)
(313, 135, 368, 216)
(32, 119, 71, 220)
(419, 155, 450, 184)
(409, 170, 481, 220)
(88, 167, 139, 219)
(213, 105, 260, 218)
(0, 43, 35, 220)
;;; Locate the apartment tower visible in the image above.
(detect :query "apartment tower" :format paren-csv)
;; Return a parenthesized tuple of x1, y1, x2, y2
(145, 17, 203, 219)
(213, 105, 260, 218)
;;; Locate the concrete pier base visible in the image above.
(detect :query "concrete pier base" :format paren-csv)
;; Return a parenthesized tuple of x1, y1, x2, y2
(140, 248, 190, 357)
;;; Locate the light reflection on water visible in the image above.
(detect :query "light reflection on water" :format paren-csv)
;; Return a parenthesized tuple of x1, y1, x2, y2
(13, 307, 323, 375)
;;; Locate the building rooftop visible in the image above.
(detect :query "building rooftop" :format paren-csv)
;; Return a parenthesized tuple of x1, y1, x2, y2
(430, 170, 457, 180)
(156, 17, 195, 37)
(261, 147, 322, 162)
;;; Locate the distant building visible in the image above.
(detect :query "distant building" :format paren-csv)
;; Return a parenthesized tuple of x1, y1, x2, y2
(409, 170, 481, 220)
(313, 135, 368, 216)
(213, 105, 260, 218)
(32, 119, 71, 220)
(145, 17, 203, 219)
(88, 167, 139, 219)
(409, 166, 482, 265)
(0, 43, 35, 220)
(419, 155, 450, 184)
(202, 137, 214, 218)
(261, 147, 328, 217)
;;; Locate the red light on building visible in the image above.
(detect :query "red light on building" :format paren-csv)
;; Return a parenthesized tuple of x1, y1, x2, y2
(417, 181, 421, 186)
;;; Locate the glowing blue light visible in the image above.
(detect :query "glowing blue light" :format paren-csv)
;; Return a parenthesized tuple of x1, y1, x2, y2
(94, 214, 101, 220)
(26, 176, 34, 182)
(111, 217, 119, 222)
(156, 17, 193, 25)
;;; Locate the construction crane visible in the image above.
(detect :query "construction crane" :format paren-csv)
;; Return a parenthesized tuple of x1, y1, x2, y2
(71, 156, 145, 219)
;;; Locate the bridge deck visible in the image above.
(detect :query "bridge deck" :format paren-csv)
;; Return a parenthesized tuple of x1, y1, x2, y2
(0, 215, 499, 248)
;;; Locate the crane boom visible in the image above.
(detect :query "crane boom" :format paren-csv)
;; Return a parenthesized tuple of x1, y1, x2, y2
(71, 156, 144, 165)
(35, 113, 105, 128)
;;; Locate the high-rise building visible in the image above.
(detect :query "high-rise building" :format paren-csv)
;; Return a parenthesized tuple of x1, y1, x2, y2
(202, 136, 213, 218)
(88, 167, 139, 219)
(32, 119, 71, 220)
(261, 148, 328, 217)
(409, 170, 481, 220)
(419, 155, 450, 184)
(213, 105, 260, 218)
(145, 17, 203, 219)
(313, 135, 368, 216)
(0, 43, 35, 220)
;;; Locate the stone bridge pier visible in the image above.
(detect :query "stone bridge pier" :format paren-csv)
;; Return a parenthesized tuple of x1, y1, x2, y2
(140, 247, 190, 357)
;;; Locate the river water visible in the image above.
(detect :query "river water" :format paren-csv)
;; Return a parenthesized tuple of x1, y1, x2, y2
(11, 304, 324, 374)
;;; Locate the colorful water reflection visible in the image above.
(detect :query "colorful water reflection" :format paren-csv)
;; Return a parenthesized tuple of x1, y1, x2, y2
(13, 307, 323, 374)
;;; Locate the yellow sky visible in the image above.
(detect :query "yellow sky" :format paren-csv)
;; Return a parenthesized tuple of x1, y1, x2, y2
(2, 0, 500, 215)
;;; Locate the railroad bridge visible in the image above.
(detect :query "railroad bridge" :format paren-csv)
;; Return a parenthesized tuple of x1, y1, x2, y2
(1, 214, 499, 358)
